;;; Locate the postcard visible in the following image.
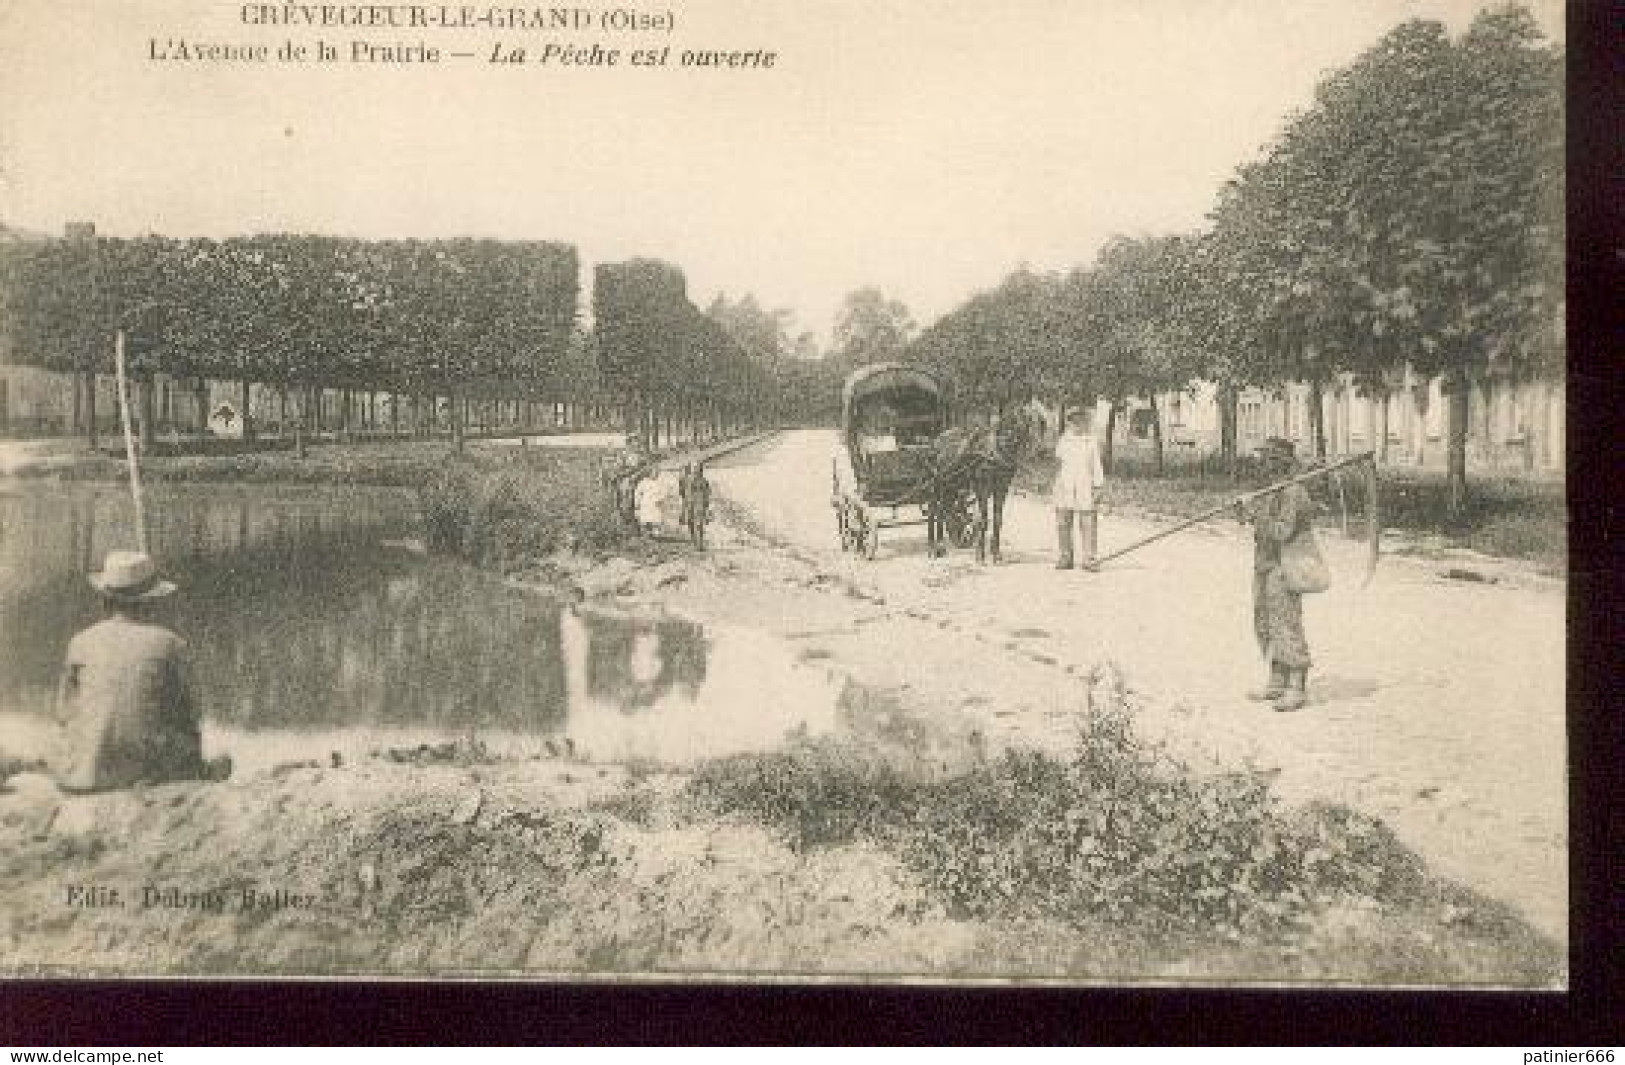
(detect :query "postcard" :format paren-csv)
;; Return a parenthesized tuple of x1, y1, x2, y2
(0, 0, 1566, 985)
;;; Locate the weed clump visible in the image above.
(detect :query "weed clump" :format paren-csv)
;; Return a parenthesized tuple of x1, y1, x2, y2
(420, 450, 627, 570)
(688, 673, 1427, 939)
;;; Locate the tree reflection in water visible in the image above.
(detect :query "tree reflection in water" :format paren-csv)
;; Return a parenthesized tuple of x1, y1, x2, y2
(1, 485, 840, 769)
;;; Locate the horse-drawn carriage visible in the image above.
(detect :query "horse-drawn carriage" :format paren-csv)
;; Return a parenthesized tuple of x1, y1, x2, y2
(831, 363, 979, 559)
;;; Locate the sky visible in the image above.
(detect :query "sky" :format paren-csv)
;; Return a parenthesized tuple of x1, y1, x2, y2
(0, 0, 1564, 347)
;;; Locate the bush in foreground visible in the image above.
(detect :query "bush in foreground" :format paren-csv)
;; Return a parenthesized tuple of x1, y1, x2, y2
(689, 669, 1434, 941)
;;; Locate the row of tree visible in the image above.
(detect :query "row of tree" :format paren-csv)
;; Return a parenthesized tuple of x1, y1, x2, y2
(592, 260, 781, 447)
(0, 231, 807, 451)
(693, 286, 920, 429)
(906, 5, 1563, 510)
(0, 233, 585, 449)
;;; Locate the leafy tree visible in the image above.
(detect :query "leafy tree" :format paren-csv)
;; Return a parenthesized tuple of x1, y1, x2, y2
(831, 286, 915, 367)
(909, 267, 1063, 414)
(1196, 5, 1561, 507)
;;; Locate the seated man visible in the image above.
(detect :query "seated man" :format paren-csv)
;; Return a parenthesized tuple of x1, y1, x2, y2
(55, 551, 230, 793)
(892, 412, 939, 448)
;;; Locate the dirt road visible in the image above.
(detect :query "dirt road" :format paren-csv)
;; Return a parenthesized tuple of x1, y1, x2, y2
(693, 429, 1567, 945)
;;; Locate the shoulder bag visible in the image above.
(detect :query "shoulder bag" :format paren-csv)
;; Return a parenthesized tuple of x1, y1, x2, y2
(1280, 529, 1331, 594)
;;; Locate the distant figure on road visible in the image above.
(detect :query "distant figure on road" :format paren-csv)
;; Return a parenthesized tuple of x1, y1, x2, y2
(1052, 404, 1106, 570)
(608, 435, 648, 528)
(634, 472, 663, 535)
(1238, 438, 1317, 712)
(54, 551, 231, 793)
(680, 462, 712, 548)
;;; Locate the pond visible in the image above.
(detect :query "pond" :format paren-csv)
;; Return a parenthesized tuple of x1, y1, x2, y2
(0, 483, 841, 776)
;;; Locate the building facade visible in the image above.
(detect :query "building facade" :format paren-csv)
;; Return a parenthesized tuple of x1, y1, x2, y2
(1102, 370, 1563, 475)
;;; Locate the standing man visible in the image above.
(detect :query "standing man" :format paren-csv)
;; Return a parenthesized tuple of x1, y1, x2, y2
(1052, 404, 1106, 570)
(680, 462, 712, 548)
(55, 551, 230, 793)
(1237, 438, 1317, 712)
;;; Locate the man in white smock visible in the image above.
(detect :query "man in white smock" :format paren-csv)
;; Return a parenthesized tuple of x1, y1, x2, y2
(1052, 405, 1106, 570)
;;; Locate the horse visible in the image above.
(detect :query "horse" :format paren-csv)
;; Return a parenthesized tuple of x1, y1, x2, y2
(925, 403, 1044, 564)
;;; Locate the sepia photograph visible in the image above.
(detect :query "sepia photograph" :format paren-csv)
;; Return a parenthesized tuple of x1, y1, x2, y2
(0, 0, 1566, 986)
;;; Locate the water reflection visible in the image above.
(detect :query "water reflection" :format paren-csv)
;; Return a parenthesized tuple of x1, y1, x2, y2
(562, 606, 840, 764)
(0, 485, 838, 772)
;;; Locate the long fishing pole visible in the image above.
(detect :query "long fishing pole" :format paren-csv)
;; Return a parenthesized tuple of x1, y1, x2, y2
(113, 328, 149, 554)
(1092, 451, 1376, 569)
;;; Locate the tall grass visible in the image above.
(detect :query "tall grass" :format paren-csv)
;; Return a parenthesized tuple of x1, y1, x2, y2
(419, 448, 629, 570)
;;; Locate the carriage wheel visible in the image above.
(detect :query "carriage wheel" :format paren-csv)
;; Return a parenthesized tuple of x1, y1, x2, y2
(847, 503, 878, 560)
(860, 518, 880, 560)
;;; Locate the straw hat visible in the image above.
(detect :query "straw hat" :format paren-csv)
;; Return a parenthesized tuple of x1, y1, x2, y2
(88, 550, 176, 602)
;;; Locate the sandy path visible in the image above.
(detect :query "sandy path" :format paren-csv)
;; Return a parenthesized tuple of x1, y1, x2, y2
(701, 429, 1568, 945)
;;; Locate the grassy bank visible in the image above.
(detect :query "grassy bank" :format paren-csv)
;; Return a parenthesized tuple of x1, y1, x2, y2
(683, 670, 1562, 983)
(0, 671, 1558, 981)
(32, 436, 742, 574)
(44, 440, 504, 487)
(1017, 455, 1565, 573)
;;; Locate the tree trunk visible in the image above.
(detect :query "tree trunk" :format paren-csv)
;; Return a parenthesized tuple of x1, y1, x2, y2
(137, 377, 155, 450)
(1412, 385, 1428, 467)
(1218, 385, 1237, 477)
(451, 388, 465, 452)
(1308, 378, 1327, 460)
(1148, 394, 1165, 476)
(1446, 366, 1470, 520)
(1102, 399, 1119, 474)
(1375, 388, 1390, 465)
(295, 386, 309, 459)
(187, 379, 203, 441)
(240, 379, 255, 442)
(83, 370, 99, 452)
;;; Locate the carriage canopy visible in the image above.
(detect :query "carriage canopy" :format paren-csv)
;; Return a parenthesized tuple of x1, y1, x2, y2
(839, 363, 947, 442)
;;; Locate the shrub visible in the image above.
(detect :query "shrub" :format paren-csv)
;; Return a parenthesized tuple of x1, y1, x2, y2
(686, 673, 1429, 939)
(688, 739, 914, 849)
(418, 450, 629, 569)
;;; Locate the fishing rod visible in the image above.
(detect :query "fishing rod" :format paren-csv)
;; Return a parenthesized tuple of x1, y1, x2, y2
(113, 328, 149, 555)
(1092, 451, 1380, 582)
